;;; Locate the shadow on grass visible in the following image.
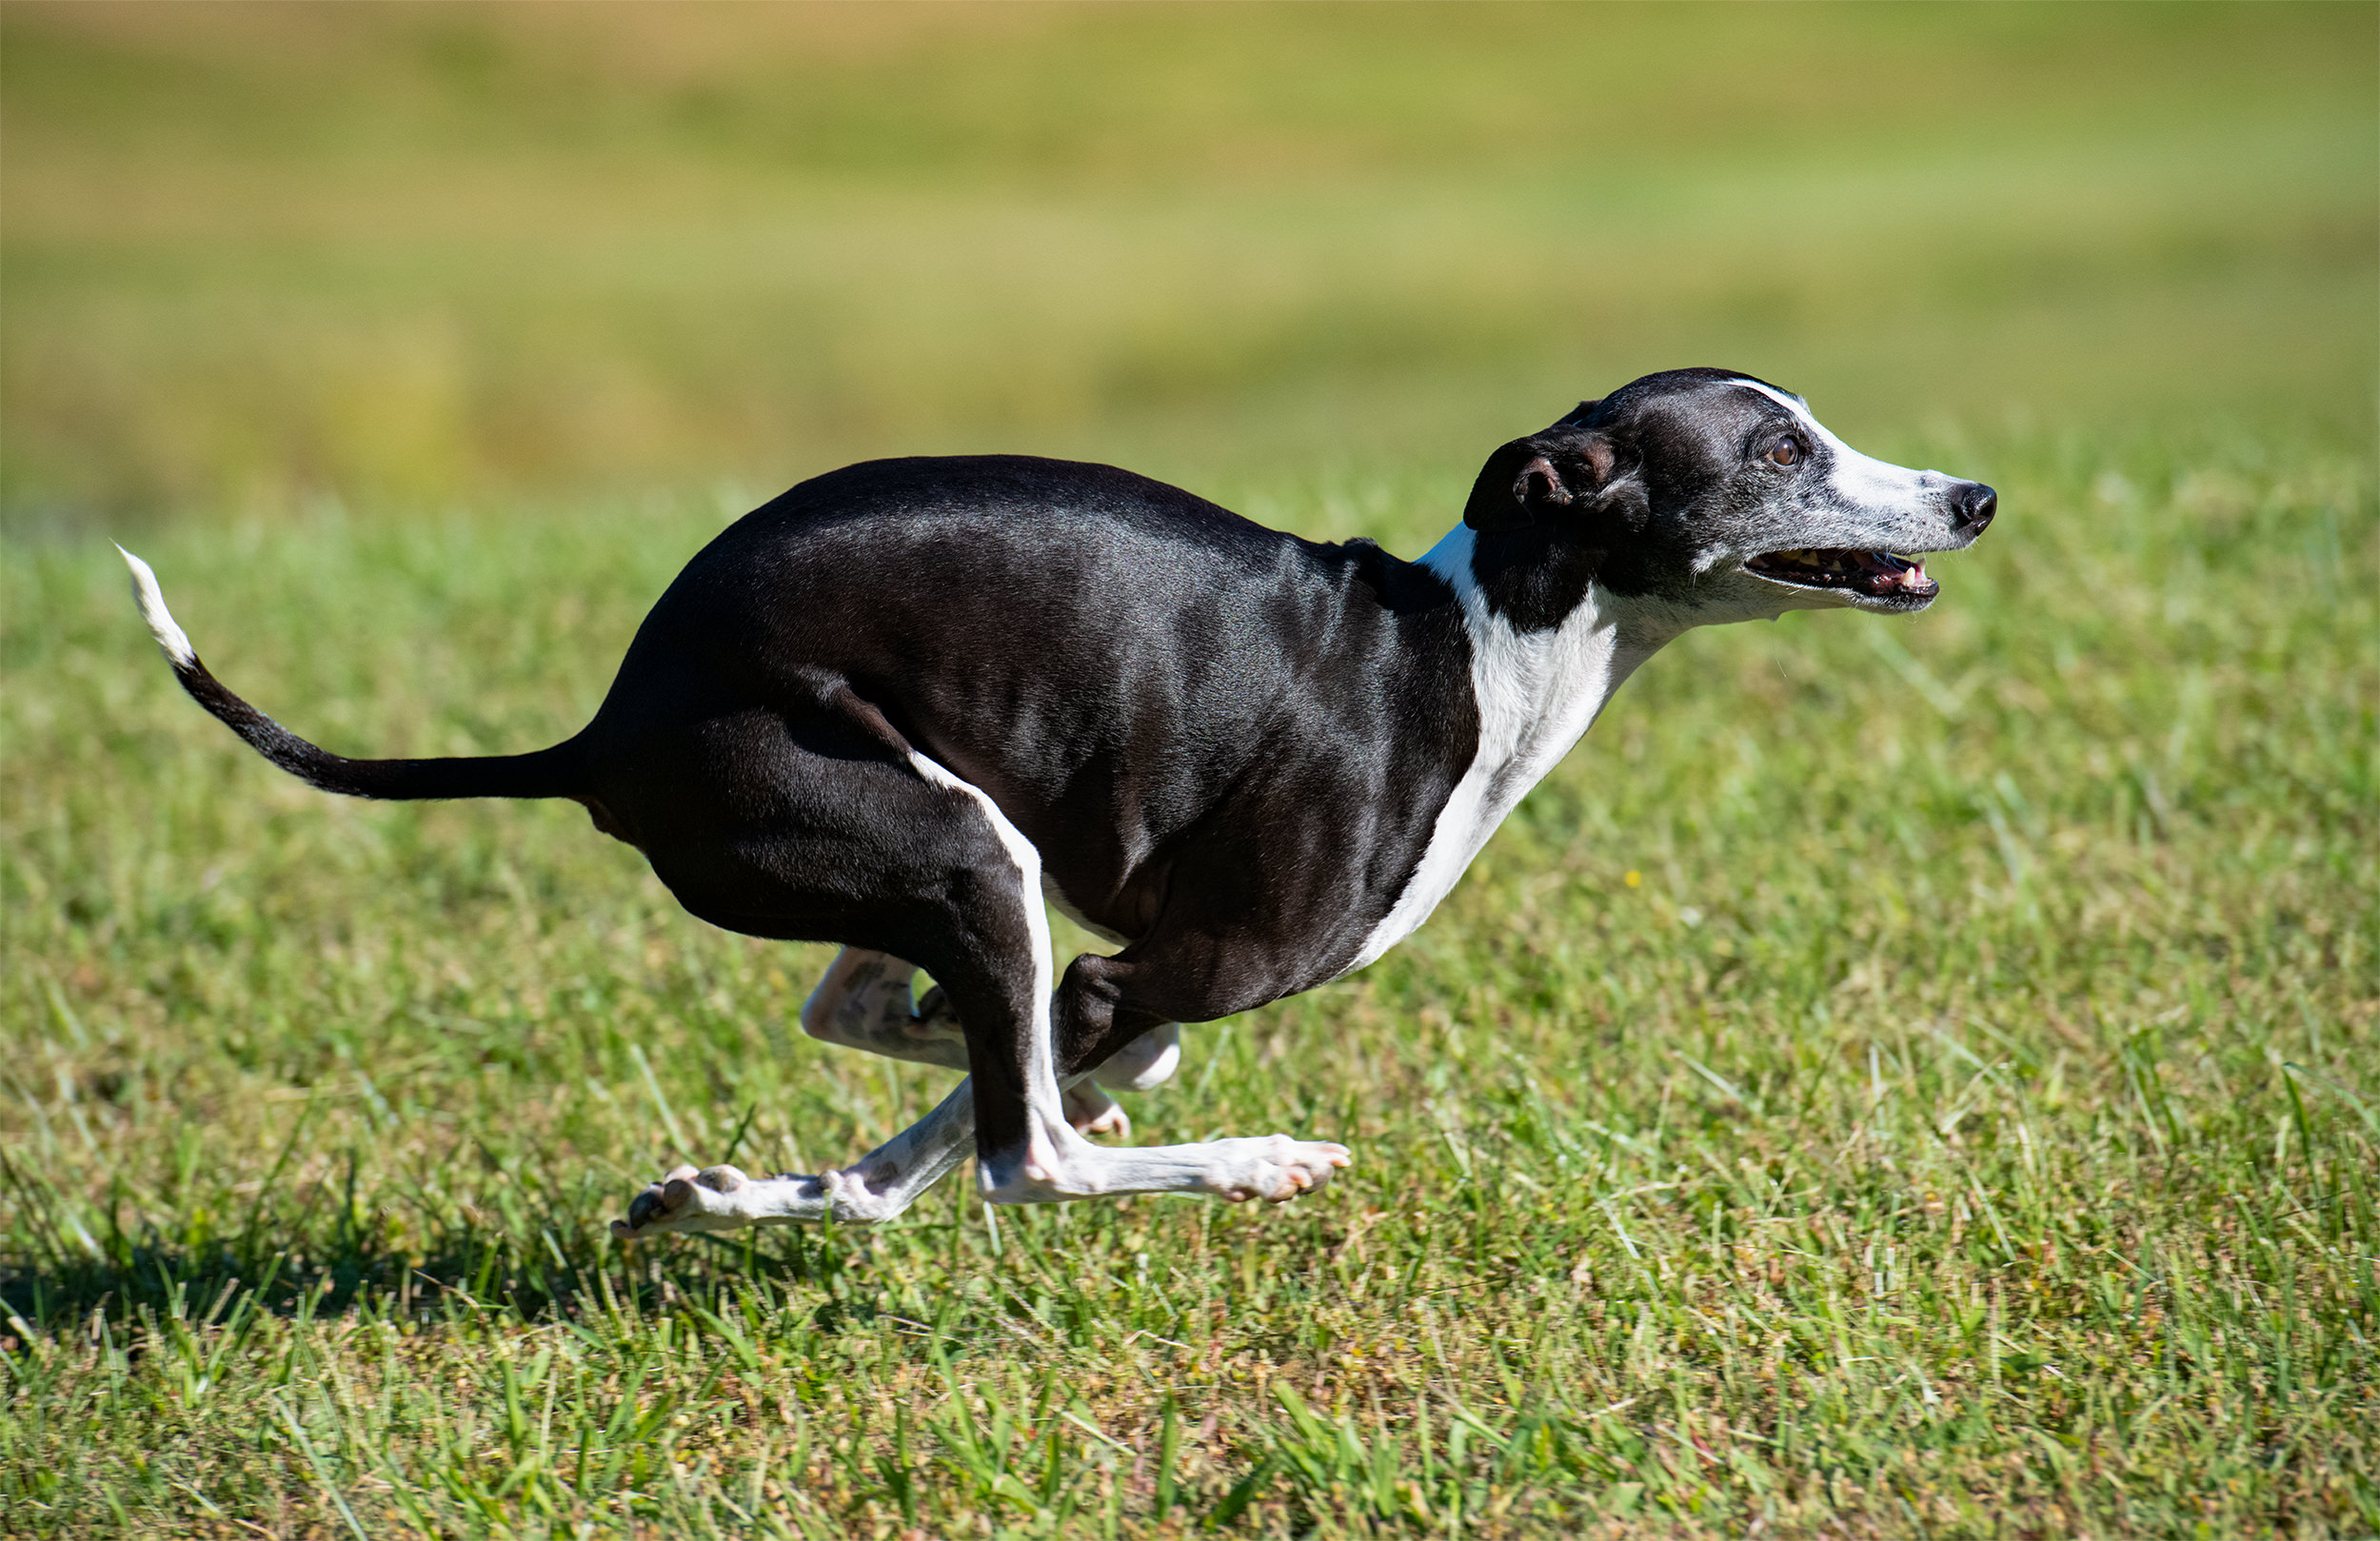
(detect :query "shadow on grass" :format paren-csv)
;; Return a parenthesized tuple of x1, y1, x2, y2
(0, 1174, 916, 1336)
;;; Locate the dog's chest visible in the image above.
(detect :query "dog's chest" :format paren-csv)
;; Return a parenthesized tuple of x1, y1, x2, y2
(1340, 540, 1647, 977)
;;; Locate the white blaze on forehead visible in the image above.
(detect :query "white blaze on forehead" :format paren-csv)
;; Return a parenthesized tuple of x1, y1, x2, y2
(1727, 379, 1934, 509)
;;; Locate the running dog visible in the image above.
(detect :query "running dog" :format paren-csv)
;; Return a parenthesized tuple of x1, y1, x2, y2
(119, 368, 1994, 1237)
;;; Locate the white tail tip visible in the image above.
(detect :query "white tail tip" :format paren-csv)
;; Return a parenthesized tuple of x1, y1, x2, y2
(114, 544, 196, 667)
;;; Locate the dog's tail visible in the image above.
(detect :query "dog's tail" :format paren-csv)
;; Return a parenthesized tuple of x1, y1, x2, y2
(116, 546, 585, 802)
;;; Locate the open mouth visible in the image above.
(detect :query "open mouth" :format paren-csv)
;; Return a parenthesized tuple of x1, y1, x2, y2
(1743, 548, 1939, 608)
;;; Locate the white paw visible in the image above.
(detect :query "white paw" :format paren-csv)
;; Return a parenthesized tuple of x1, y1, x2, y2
(1063, 1081, 1133, 1140)
(1220, 1136, 1351, 1205)
(611, 1162, 752, 1238)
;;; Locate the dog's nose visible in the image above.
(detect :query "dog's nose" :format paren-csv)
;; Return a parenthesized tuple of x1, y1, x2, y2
(1954, 483, 1996, 534)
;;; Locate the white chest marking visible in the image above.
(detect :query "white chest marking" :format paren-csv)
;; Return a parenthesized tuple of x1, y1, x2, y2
(1340, 525, 1655, 976)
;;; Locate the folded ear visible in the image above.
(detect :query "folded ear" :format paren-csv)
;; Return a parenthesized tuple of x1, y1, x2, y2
(1462, 440, 1563, 531)
(1462, 427, 1627, 532)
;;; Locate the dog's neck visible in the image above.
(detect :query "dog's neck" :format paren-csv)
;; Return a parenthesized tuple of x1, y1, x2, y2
(1418, 523, 1671, 804)
(1341, 524, 1672, 976)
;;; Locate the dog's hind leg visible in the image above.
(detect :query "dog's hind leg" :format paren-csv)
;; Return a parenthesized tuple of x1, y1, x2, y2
(983, 951, 1345, 1207)
(889, 761, 1345, 1210)
(605, 702, 1282, 1235)
(604, 701, 1036, 1238)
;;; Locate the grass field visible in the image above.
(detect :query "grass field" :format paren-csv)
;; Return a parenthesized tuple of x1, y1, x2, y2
(4, 6, 2376, 1537)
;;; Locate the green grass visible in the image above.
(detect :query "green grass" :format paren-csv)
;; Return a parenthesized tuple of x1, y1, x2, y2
(4, 6, 2376, 1537)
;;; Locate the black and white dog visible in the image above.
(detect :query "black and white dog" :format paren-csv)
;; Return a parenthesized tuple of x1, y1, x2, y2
(120, 368, 1993, 1237)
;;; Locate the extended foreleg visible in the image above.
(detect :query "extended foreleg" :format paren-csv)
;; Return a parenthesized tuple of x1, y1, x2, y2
(799, 947, 969, 1069)
(613, 1079, 978, 1235)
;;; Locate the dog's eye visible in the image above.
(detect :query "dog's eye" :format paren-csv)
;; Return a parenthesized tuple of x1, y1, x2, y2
(1766, 437, 1800, 467)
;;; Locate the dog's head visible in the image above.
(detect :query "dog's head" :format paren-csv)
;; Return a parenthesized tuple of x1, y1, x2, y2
(1463, 367, 1994, 622)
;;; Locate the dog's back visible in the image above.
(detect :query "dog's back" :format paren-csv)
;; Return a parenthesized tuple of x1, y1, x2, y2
(579, 453, 1477, 945)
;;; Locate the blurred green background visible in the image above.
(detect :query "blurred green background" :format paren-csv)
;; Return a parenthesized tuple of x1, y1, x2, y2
(3, 1, 2371, 524)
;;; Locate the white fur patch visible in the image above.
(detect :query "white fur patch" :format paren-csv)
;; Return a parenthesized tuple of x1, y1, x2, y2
(611, 1080, 981, 1234)
(909, 749, 1057, 1025)
(115, 545, 195, 666)
(904, 749, 1067, 1183)
(1340, 524, 1655, 976)
(1727, 379, 1935, 510)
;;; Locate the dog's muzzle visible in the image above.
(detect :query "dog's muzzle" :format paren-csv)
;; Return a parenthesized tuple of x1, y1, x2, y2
(1741, 481, 1996, 613)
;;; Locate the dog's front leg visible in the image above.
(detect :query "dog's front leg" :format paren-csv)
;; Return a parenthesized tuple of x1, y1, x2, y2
(968, 960, 1346, 1208)
(1058, 1021, 1183, 1138)
(798, 948, 970, 1069)
(611, 1079, 977, 1236)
